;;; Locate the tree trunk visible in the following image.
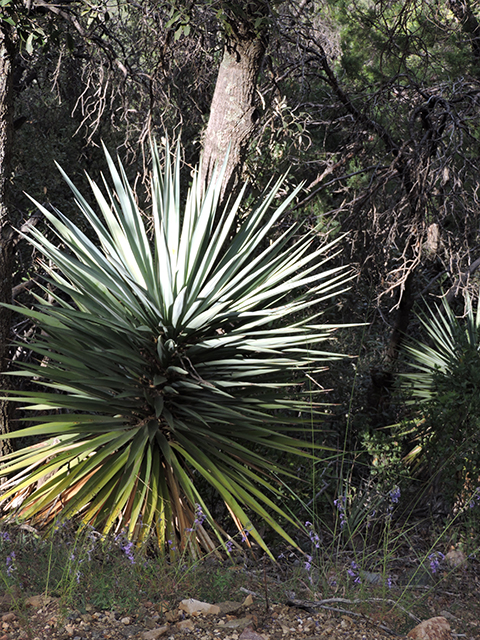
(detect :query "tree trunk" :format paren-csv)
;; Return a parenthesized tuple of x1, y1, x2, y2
(0, 22, 17, 455)
(449, 0, 480, 65)
(201, 2, 268, 206)
(386, 271, 416, 362)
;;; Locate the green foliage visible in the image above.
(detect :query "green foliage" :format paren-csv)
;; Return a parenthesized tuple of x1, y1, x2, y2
(361, 428, 405, 489)
(164, 0, 272, 41)
(0, 140, 353, 556)
(0, 0, 72, 53)
(332, 0, 471, 82)
(399, 293, 480, 506)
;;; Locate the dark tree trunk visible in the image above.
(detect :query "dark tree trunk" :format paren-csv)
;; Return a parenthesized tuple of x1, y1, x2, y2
(0, 22, 17, 455)
(201, 2, 268, 206)
(449, 0, 480, 64)
(386, 271, 416, 362)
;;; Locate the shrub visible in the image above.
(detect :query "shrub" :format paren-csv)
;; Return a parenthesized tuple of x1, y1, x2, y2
(399, 292, 480, 508)
(0, 140, 352, 555)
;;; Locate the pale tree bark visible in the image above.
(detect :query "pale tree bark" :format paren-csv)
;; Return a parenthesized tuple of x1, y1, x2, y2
(201, 1, 268, 206)
(0, 22, 17, 455)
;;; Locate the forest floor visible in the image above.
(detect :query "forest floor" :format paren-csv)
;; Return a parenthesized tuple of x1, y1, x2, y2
(1, 555, 480, 640)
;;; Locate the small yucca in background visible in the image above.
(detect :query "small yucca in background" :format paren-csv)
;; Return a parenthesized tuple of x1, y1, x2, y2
(399, 293, 480, 505)
(0, 140, 352, 556)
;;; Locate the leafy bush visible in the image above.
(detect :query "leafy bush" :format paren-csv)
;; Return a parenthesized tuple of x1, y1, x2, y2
(0, 141, 352, 555)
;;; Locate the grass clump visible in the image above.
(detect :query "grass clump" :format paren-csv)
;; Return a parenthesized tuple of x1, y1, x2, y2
(0, 521, 254, 613)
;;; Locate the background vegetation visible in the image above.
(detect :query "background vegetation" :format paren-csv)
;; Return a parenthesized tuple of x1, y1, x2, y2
(1, 1, 480, 623)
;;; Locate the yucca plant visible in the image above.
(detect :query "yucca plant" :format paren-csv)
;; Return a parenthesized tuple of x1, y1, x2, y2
(400, 293, 480, 402)
(0, 140, 352, 555)
(399, 293, 480, 504)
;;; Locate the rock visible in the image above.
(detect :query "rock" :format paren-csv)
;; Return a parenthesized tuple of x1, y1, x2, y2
(179, 599, 221, 616)
(176, 620, 194, 631)
(164, 611, 178, 623)
(120, 626, 142, 638)
(239, 629, 265, 640)
(141, 626, 169, 640)
(340, 616, 353, 628)
(216, 601, 243, 615)
(216, 616, 253, 630)
(24, 596, 54, 609)
(153, 601, 170, 614)
(120, 617, 131, 625)
(303, 619, 317, 634)
(407, 616, 452, 640)
(399, 567, 433, 586)
(445, 549, 467, 568)
(242, 595, 254, 607)
(144, 617, 158, 629)
(1, 615, 15, 623)
(360, 570, 382, 585)
(439, 611, 456, 621)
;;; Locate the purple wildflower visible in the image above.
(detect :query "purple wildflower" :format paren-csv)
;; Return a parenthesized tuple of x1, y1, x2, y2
(115, 532, 136, 565)
(333, 496, 347, 529)
(186, 504, 206, 532)
(194, 504, 205, 527)
(166, 539, 177, 551)
(0, 532, 11, 543)
(428, 551, 445, 574)
(241, 528, 250, 543)
(389, 487, 401, 504)
(305, 521, 320, 549)
(225, 540, 234, 553)
(304, 554, 313, 583)
(85, 529, 98, 560)
(6, 552, 16, 577)
(304, 554, 312, 572)
(123, 540, 135, 565)
(86, 543, 94, 562)
(347, 561, 361, 584)
(469, 487, 480, 508)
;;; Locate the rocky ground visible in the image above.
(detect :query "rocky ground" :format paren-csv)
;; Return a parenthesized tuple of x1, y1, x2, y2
(0, 589, 479, 640)
(1, 541, 480, 640)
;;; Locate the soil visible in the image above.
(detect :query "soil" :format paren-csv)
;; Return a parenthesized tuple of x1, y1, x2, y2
(0, 597, 401, 640)
(1, 582, 480, 640)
